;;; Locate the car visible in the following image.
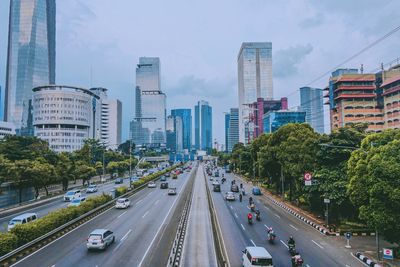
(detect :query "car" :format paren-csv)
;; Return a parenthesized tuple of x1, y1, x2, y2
(160, 182, 169, 189)
(160, 175, 167, 181)
(212, 180, 220, 186)
(130, 176, 139, 182)
(225, 192, 235, 201)
(86, 229, 115, 250)
(168, 188, 177, 195)
(115, 198, 130, 209)
(209, 176, 213, 181)
(231, 184, 239, 192)
(147, 181, 156, 188)
(114, 178, 124, 184)
(68, 197, 86, 207)
(214, 171, 220, 177)
(242, 246, 273, 267)
(252, 187, 262, 195)
(8, 213, 38, 231)
(63, 190, 81, 202)
(172, 173, 178, 179)
(225, 169, 231, 173)
(165, 172, 171, 177)
(213, 184, 221, 192)
(86, 185, 98, 193)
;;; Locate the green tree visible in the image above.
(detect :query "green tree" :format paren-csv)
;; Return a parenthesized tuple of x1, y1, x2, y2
(5, 160, 34, 203)
(28, 159, 56, 198)
(138, 161, 152, 169)
(73, 139, 104, 165)
(55, 152, 75, 191)
(118, 140, 135, 155)
(73, 161, 96, 186)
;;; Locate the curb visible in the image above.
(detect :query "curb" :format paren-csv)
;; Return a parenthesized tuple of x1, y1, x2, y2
(353, 252, 383, 267)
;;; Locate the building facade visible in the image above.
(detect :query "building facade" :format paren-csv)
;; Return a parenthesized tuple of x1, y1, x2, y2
(263, 110, 306, 133)
(171, 109, 192, 150)
(238, 42, 273, 144)
(32, 85, 99, 152)
(225, 108, 239, 152)
(0, 121, 16, 139)
(195, 100, 212, 152)
(131, 57, 166, 146)
(225, 112, 230, 152)
(381, 67, 400, 129)
(300, 87, 324, 133)
(5, 0, 56, 135)
(166, 115, 183, 152)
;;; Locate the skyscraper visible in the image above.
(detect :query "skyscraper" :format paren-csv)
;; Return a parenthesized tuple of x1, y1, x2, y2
(195, 100, 212, 152)
(225, 112, 230, 152)
(226, 108, 239, 153)
(300, 87, 324, 133)
(171, 109, 192, 150)
(238, 42, 273, 144)
(131, 57, 166, 146)
(5, 0, 56, 135)
(0, 86, 3, 120)
(166, 115, 183, 152)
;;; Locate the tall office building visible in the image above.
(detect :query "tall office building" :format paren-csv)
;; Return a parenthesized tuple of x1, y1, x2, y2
(300, 87, 324, 133)
(225, 108, 239, 152)
(0, 86, 3, 120)
(171, 109, 192, 150)
(238, 42, 273, 144)
(225, 112, 230, 152)
(131, 57, 166, 146)
(195, 100, 212, 152)
(5, 0, 56, 135)
(166, 115, 183, 152)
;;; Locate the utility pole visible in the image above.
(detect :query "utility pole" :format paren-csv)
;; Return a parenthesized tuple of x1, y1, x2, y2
(281, 165, 284, 199)
(129, 139, 132, 190)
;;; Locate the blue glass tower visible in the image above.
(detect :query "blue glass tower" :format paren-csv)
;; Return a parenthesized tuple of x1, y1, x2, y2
(171, 109, 192, 150)
(263, 110, 306, 133)
(5, 0, 56, 135)
(195, 100, 212, 152)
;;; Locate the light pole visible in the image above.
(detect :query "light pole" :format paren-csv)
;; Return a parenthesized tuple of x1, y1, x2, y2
(129, 139, 132, 190)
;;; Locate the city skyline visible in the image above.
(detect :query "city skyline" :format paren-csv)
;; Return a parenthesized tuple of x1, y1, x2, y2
(0, 0, 399, 145)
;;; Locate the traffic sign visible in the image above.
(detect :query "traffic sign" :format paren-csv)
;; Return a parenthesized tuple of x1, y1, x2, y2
(383, 248, 393, 260)
(324, 198, 330, 204)
(304, 172, 312, 181)
(305, 181, 312, 186)
(345, 232, 352, 240)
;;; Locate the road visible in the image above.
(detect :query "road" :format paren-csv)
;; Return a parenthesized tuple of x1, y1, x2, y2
(207, 168, 366, 267)
(181, 164, 218, 267)
(10, 166, 194, 267)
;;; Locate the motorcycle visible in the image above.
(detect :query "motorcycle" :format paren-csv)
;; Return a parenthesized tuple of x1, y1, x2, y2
(248, 217, 253, 225)
(291, 255, 304, 267)
(267, 232, 276, 243)
(250, 203, 255, 212)
(288, 244, 296, 256)
(255, 211, 261, 221)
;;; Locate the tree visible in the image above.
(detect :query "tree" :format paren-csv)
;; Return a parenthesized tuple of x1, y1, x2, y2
(94, 161, 104, 176)
(28, 159, 56, 198)
(5, 160, 34, 203)
(138, 161, 152, 169)
(348, 130, 400, 243)
(118, 140, 135, 155)
(55, 152, 75, 191)
(73, 161, 96, 186)
(250, 134, 271, 178)
(73, 139, 104, 165)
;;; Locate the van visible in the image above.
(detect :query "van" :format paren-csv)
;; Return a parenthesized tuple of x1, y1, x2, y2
(64, 189, 81, 202)
(242, 246, 273, 267)
(8, 213, 38, 231)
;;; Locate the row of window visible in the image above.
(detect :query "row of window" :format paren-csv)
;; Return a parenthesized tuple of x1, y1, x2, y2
(35, 110, 88, 115)
(36, 132, 87, 137)
(34, 116, 89, 122)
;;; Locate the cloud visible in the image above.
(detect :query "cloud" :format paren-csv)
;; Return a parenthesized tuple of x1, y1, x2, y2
(274, 44, 313, 78)
(299, 13, 324, 29)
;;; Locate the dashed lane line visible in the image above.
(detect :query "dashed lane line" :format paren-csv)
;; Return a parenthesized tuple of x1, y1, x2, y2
(154, 200, 160, 205)
(264, 205, 270, 211)
(234, 213, 238, 218)
(113, 229, 132, 252)
(142, 210, 149, 218)
(250, 239, 256, 246)
(241, 224, 246, 231)
(274, 213, 281, 219)
(117, 211, 128, 218)
(280, 240, 289, 248)
(289, 224, 298, 231)
(311, 239, 324, 249)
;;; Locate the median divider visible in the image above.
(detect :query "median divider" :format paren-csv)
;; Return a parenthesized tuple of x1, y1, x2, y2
(203, 168, 230, 267)
(0, 164, 180, 267)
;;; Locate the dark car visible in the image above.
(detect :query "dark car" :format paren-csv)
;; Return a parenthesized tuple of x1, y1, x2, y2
(225, 169, 231, 173)
(165, 172, 171, 177)
(160, 182, 168, 189)
(231, 184, 239, 192)
(114, 178, 123, 184)
(160, 176, 167, 181)
(213, 184, 221, 192)
(252, 187, 262, 195)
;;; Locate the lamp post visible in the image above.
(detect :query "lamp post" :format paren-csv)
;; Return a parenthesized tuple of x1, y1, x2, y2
(129, 139, 132, 190)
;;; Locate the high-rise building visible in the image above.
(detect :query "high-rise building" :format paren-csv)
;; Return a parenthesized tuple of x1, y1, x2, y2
(238, 42, 273, 144)
(195, 100, 212, 152)
(380, 65, 400, 130)
(300, 87, 324, 133)
(263, 110, 306, 133)
(166, 115, 183, 152)
(0, 121, 16, 139)
(171, 109, 192, 150)
(0, 85, 3, 120)
(5, 0, 56, 135)
(131, 57, 166, 146)
(225, 108, 239, 152)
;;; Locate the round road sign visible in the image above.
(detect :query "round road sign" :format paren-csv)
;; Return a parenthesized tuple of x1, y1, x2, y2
(304, 172, 312, 181)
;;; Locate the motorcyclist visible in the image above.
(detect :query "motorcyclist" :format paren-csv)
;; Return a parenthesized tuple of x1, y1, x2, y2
(255, 209, 260, 220)
(249, 197, 253, 204)
(267, 227, 276, 242)
(239, 193, 242, 202)
(240, 183, 243, 189)
(250, 202, 255, 211)
(291, 253, 303, 267)
(288, 236, 296, 247)
(242, 188, 245, 195)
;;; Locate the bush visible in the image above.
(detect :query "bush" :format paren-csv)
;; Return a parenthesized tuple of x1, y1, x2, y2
(0, 233, 18, 256)
(115, 186, 128, 197)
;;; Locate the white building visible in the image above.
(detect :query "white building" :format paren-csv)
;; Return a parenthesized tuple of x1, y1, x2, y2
(32, 85, 99, 152)
(0, 121, 16, 139)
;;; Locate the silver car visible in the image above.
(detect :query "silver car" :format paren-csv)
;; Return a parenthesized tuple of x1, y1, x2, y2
(86, 229, 115, 250)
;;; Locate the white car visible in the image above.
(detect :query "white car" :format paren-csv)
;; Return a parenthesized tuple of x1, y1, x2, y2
(225, 192, 235, 201)
(147, 181, 156, 188)
(115, 198, 130, 209)
(68, 197, 86, 207)
(168, 188, 177, 195)
(86, 185, 98, 193)
(63, 190, 81, 202)
(86, 229, 115, 250)
(212, 180, 220, 186)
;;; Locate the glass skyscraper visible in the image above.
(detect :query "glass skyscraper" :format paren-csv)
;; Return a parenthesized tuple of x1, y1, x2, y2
(238, 42, 273, 143)
(131, 57, 166, 146)
(195, 100, 212, 152)
(171, 108, 192, 150)
(5, 0, 56, 135)
(225, 108, 239, 152)
(263, 110, 306, 133)
(300, 87, 324, 133)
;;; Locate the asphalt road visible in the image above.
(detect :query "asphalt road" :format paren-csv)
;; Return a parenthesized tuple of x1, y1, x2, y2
(181, 164, 218, 267)
(10, 166, 195, 267)
(207, 168, 366, 267)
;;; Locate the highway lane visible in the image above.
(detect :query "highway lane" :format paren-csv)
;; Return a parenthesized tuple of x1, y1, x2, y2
(0, 179, 132, 232)
(207, 168, 365, 267)
(11, 166, 194, 267)
(181, 164, 218, 267)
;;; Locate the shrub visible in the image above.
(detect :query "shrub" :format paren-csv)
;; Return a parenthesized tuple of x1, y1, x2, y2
(115, 186, 128, 197)
(0, 233, 18, 256)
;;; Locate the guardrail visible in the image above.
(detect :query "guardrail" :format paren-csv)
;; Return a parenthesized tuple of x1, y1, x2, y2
(0, 165, 179, 267)
(203, 167, 230, 267)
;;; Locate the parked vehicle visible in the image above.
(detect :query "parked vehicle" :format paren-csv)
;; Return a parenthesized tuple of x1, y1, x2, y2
(252, 187, 262, 195)
(68, 197, 87, 207)
(8, 213, 38, 231)
(86, 229, 115, 250)
(164, 172, 171, 177)
(115, 198, 130, 209)
(86, 185, 98, 193)
(63, 190, 81, 202)
(242, 246, 273, 267)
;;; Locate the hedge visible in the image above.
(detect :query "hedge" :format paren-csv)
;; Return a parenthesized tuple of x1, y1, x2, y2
(0, 233, 18, 256)
(115, 186, 128, 197)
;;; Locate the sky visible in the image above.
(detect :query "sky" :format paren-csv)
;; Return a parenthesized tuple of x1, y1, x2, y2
(1, 0, 400, 145)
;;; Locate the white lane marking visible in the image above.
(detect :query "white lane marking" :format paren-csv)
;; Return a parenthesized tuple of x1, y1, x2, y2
(142, 210, 149, 218)
(312, 239, 324, 249)
(306, 265, 311, 267)
(234, 213, 238, 218)
(247, 206, 250, 210)
(289, 224, 298, 231)
(280, 240, 289, 248)
(264, 205, 270, 211)
(230, 205, 233, 210)
(113, 229, 132, 252)
(345, 265, 350, 267)
(264, 224, 270, 228)
(148, 191, 153, 196)
(241, 224, 246, 231)
(117, 211, 128, 218)
(137, 173, 189, 267)
(250, 239, 256, 246)
(154, 199, 160, 205)
(274, 213, 281, 219)
(136, 199, 143, 205)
